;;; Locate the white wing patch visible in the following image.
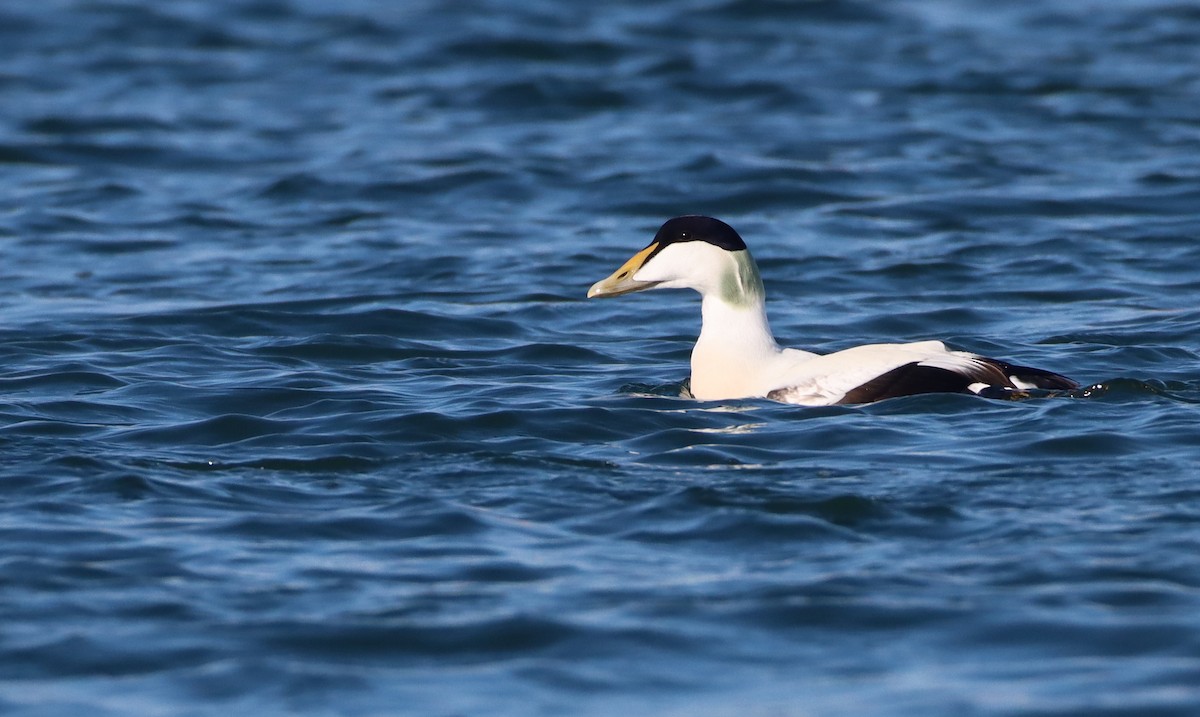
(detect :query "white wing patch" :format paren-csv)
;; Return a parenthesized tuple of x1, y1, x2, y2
(1008, 375, 1038, 390)
(764, 341, 990, 406)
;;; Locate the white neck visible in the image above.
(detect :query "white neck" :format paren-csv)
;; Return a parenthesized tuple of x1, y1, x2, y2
(688, 254, 784, 400)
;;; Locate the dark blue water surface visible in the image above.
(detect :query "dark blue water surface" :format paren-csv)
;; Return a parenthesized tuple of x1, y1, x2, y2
(4, 1, 1200, 715)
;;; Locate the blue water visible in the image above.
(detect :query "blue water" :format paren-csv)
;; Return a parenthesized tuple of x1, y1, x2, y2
(4, 1, 1200, 715)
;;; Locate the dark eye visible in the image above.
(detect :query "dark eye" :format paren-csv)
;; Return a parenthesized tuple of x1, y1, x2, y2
(679, 231, 690, 240)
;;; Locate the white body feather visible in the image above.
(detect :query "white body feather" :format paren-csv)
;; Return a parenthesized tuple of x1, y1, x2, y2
(689, 286, 986, 403)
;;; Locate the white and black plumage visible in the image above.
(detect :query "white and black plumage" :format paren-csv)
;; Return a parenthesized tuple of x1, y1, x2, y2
(587, 215, 1077, 406)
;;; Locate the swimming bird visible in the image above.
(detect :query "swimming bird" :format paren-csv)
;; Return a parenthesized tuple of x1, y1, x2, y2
(587, 215, 1077, 405)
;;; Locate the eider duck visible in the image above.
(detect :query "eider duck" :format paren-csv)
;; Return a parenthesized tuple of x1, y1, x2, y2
(588, 215, 1077, 405)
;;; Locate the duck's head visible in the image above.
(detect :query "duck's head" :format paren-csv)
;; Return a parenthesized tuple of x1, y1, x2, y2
(587, 215, 762, 304)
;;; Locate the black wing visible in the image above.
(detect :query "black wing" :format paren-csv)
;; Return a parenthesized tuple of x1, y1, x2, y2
(835, 363, 977, 404)
(979, 359, 1078, 390)
(833, 357, 1077, 405)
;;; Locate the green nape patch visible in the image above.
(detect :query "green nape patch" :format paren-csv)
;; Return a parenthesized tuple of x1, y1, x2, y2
(720, 251, 766, 306)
